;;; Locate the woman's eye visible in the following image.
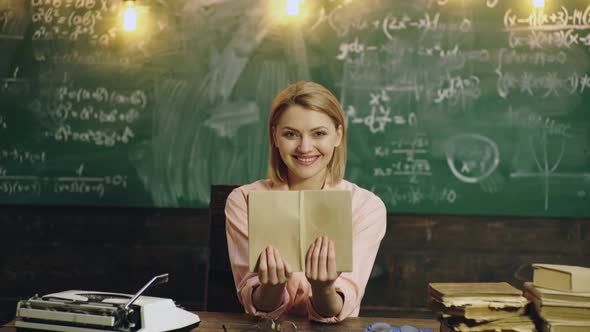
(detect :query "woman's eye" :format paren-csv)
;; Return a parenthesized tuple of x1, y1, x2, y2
(314, 131, 328, 137)
(283, 131, 297, 138)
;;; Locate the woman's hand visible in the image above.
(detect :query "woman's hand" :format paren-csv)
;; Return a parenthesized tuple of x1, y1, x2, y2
(253, 245, 293, 312)
(258, 245, 293, 286)
(305, 236, 340, 289)
(305, 236, 344, 316)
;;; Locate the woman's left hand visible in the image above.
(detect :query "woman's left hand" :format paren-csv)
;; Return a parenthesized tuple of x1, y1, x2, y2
(305, 236, 340, 289)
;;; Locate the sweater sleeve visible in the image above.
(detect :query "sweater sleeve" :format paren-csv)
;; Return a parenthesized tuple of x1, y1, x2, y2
(225, 188, 290, 319)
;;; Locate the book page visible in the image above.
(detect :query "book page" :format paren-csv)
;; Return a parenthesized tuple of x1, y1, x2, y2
(300, 190, 353, 272)
(248, 191, 301, 272)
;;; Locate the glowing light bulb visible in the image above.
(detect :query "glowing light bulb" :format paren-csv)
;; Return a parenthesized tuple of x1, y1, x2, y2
(286, 0, 302, 16)
(123, 0, 137, 31)
(532, 0, 544, 8)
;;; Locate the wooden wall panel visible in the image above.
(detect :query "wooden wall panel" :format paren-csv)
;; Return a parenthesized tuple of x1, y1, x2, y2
(0, 190, 589, 323)
(361, 214, 590, 318)
(0, 206, 209, 325)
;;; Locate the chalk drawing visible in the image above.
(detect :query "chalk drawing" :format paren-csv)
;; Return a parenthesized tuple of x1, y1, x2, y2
(446, 134, 500, 184)
(510, 133, 590, 210)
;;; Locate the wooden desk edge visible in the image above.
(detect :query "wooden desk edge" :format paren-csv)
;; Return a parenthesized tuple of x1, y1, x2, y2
(2, 311, 440, 331)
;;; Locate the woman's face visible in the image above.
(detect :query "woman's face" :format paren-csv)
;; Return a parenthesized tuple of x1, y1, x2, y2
(272, 105, 342, 188)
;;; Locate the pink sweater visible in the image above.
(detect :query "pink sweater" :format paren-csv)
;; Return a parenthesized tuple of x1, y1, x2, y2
(225, 179, 386, 323)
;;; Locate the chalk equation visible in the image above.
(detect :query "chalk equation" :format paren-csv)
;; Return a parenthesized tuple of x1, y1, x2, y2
(33, 49, 132, 66)
(329, 6, 471, 38)
(497, 70, 590, 98)
(504, 5, 590, 51)
(0, 174, 127, 198)
(371, 184, 457, 206)
(31, 0, 117, 45)
(49, 104, 141, 124)
(503, 6, 590, 31)
(44, 125, 135, 147)
(56, 85, 147, 109)
(344, 88, 417, 133)
(0, 149, 46, 165)
(371, 134, 432, 182)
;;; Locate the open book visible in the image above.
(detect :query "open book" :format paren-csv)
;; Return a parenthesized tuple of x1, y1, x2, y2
(248, 190, 352, 273)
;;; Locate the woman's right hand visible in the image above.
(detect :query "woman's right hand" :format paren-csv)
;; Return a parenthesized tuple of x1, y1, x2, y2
(258, 245, 293, 286)
(253, 245, 293, 312)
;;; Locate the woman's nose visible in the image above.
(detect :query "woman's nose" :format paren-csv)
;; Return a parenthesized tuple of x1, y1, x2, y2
(297, 136, 313, 153)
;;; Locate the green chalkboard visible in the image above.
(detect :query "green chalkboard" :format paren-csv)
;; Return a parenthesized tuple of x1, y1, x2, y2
(0, 0, 589, 216)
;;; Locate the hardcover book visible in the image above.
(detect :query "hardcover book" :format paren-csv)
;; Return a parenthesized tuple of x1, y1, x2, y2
(523, 282, 590, 303)
(533, 264, 590, 292)
(524, 290, 590, 321)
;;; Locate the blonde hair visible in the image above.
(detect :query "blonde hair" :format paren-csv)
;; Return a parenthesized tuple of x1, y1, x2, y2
(267, 81, 347, 185)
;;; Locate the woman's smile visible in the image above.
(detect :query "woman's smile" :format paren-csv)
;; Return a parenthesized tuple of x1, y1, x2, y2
(292, 155, 320, 166)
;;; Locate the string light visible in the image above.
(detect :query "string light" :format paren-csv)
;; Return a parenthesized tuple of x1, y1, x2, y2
(286, 0, 303, 16)
(123, 0, 138, 32)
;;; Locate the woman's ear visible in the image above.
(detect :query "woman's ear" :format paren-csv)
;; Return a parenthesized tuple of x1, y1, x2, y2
(335, 124, 343, 147)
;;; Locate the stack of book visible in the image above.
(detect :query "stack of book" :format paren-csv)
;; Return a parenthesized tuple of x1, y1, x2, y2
(428, 282, 534, 332)
(524, 264, 590, 332)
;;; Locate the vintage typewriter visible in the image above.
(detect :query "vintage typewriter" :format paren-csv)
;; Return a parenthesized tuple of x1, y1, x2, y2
(14, 273, 200, 332)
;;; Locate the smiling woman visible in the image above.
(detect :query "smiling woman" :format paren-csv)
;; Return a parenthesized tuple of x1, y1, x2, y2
(271, 106, 342, 190)
(225, 81, 386, 323)
(224, 81, 387, 323)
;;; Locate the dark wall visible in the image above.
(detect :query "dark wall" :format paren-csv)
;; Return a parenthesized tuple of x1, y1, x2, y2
(363, 214, 590, 317)
(0, 206, 210, 324)
(1, 194, 589, 323)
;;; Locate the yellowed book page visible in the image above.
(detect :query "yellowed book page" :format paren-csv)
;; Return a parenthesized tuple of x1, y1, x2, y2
(429, 282, 523, 298)
(524, 282, 590, 302)
(299, 190, 352, 272)
(248, 191, 301, 272)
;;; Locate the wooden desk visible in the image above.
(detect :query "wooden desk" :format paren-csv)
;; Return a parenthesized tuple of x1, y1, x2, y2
(2, 311, 439, 332)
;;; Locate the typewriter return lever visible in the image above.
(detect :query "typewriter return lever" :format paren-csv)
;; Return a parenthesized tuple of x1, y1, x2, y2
(124, 273, 170, 310)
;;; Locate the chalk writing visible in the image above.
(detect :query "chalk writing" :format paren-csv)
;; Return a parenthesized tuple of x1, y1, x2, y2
(497, 70, 590, 98)
(372, 184, 457, 206)
(504, 6, 590, 31)
(33, 50, 131, 66)
(328, 5, 471, 39)
(49, 104, 141, 124)
(497, 49, 567, 70)
(0, 174, 127, 198)
(372, 133, 432, 183)
(56, 86, 147, 109)
(508, 29, 590, 50)
(45, 125, 135, 147)
(510, 107, 572, 138)
(344, 88, 418, 133)
(31, 0, 116, 45)
(435, 75, 481, 104)
(0, 149, 46, 164)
